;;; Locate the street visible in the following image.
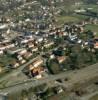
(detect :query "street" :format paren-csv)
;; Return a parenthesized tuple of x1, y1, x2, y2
(0, 63, 98, 95)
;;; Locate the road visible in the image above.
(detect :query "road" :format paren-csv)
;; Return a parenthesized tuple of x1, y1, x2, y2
(80, 91, 98, 100)
(0, 56, 40, 83)
(0, 63, 98, 95)
(0, 42, 63, 83)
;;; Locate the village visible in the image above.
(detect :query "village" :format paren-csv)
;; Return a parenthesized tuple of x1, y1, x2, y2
(0, 0, 98, 100)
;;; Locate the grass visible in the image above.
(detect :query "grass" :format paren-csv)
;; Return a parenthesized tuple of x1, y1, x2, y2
(48, 92, 69, 100)
(89, 94, 98, 100)
(56, 15, 80, 25)
(71, 4, 98, 13)
(56, 13, 88, 25)
(0, 54, 16, 66)
(56, 4, 98, 25)
(80, 4, 98, 13)
(84, 24, 98, 36)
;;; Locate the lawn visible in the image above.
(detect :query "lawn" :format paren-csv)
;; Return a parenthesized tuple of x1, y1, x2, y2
(0, 54, 16, 66)
(56, 14, 88, 25)
(84, 24, 98, 36)
(56, 15, 80, 25)
(80, 4, 98, 13)
(89, 94, 98, 100)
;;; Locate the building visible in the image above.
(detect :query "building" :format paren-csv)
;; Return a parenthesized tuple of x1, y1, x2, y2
(57, 56, 66, 64)
(10, 61, 20, 69)
(33, 59, 44, 68)
(18, 49, 27, 55)
(0, 42, 15, 51)
(7, 47, 23, 55)
(0, 50, 3, 55)
(44, 41, 54, 48)
(31, 66, 44, 79)
(30, 47, 38, 53)
(23, 52, 32, 60)
(19, 59, 26, 64)
(27, 42, 34, 48)
(94, 38, 98, 49)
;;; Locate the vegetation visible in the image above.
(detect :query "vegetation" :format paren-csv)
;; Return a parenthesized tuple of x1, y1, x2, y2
(84, 24, 98, 36)
(48, 92, 69, 100)
(56, 15, 80, 25)
(90, 94, 98, 100)
(0, 54, 16, 66)
(47, 58, 61, 74)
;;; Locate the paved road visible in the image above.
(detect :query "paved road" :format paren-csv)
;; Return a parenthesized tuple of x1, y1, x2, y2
(0, 63, 98, 95)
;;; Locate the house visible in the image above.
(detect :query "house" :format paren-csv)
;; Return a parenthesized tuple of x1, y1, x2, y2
(11, 61, 20, 69)
(94, 42, 98, 49)
(17, 36, 34, 44)
(0, 42, 15, 51)
(28, 64, 44, 79)
(16, 55, 23, 61)
(0, 38, 10, 44)
(27, 42, 34, 48)
(50, 54, 55, 59)
(23, 52, 32, 60)
(79, 26, 84, 32)
(18, 49, 27, 55)
(57, 56, 66, 64)
(44, 41, 54, 48)
(0, 24, 8, 29)
(24, 32, 33, 39)
(19, 59, 26, 64)
(36, 37, 43, 43)
(7, 47, 23, 55)
(33, 59, 44, 68)
(28, 58, 43, 71)
(31, 66, 44, 79)
(26, 58, 44, 79)
(0, 50, 3, 55)
(33, 35, 43, 43)
(94, 38, 98, 49)
(30, 47, 38, 53)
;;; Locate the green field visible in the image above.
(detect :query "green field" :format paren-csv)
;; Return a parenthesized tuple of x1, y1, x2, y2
(56, 14, 88, 25)
(84, 24, 98, 36)
(56, 16, 79, 25)
(80, 4, 98, 13)
(0, 54, 16, 66)
(89, 94, 98, 100)
(56, 3, 98, 25)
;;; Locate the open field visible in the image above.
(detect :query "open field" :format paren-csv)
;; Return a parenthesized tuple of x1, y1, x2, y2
(56, 14, 88, 25)
(0, 55, 16, 66)
(79, 4, 98, 13)
(48, 92, 69, 100)
(84, 24, 98, 36)
(56, 15, 79, 25)
(89, 94, 98, 100)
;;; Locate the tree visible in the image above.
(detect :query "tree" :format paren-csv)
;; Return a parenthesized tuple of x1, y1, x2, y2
(47, 58, 61, 74)
(69, 53, 78, 70)
(21, 89, 29, 100)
